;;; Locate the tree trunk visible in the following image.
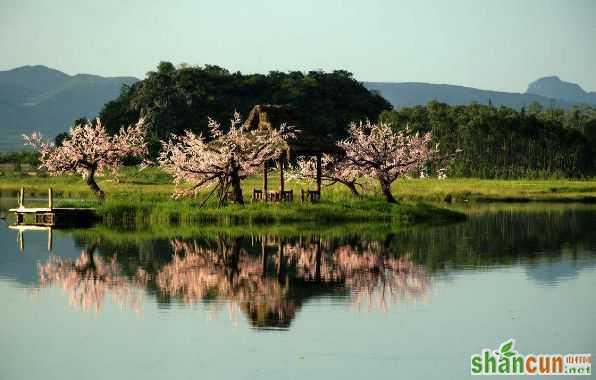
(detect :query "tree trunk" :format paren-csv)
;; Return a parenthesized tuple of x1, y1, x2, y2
(344, 181, 360, 196)
(380, 180, 396, 203)
(230, 170, 244, 205)
(82, 243, 98, 275)
(84, 169, 104, 200)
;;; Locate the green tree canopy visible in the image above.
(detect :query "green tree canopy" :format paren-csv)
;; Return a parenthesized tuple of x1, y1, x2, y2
(99, 62, 391, 157)
(380, 101, 596, 178)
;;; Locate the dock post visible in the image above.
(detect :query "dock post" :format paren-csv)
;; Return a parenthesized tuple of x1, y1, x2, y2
(48, 188, 53, 209)
(18, 230, 24, 252)
(19, 187, 24, 208)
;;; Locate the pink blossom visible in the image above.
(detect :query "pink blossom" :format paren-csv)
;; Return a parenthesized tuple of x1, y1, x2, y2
(158, 112, 294, 205)
(24, 118, 148, 198)
(338, 121, 453, 202)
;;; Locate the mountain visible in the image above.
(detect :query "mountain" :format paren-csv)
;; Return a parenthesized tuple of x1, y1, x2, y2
(0, 65, 138, 151)
(526, 76, 596, 105)
(2, 65, 595, 151)
(362, 80, 595, 110)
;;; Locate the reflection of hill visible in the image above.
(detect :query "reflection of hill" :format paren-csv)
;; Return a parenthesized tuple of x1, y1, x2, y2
(525, 256, 596, 286)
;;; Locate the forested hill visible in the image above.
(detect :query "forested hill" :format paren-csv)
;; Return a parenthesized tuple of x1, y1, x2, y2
(0, 65, 137, 151)
(98, 62, 390, 155)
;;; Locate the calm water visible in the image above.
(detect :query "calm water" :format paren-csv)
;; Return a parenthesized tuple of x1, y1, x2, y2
(0, 203, 595, 379)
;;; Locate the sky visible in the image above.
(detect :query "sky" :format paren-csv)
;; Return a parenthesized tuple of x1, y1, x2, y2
(0, 0, 595, 93)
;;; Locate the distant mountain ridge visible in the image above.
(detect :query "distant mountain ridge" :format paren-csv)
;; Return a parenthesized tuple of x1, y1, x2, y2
(1, 65, 595, 151)
(364, 77, 596, 111)
(526, 76, 596, 105)
(0, 65, 137, 151)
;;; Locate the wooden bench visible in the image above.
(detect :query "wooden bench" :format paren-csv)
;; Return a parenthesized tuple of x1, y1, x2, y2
(252, 189, 264, 202)
(301, 189, 320, 203)
(252, 189, 294, 202)
(281, 190, 293, 202)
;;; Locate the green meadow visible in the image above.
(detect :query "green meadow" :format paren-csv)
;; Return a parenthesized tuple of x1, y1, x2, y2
(2, 167, 596, 225)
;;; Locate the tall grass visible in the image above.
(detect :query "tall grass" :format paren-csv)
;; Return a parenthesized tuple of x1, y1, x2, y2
(58, 195, 465, 226)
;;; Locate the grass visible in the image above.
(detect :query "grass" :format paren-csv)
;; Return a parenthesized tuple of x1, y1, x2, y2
(1, 167, 595, 203)
(3, 167, 596, 225)
(53, 197, 464, 226)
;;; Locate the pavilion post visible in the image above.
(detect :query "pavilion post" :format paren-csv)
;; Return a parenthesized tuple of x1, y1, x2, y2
(48, 228, 53, 252)
(277, 242, 286, 280)
(315, 241, 321, 281)
(262, 161, 268, 193)
(316, 154, 322, 193)
(279, 153, 285, 193)
(261, 238, 268, 276)
(48, 188, 53, 209)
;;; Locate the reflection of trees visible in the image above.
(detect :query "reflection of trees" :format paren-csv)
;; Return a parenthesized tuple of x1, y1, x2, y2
(157, 237, 428, 329)
(390, 208, 596, 273)
(38, 243, 148, 312)
(286, 239, 428, 311)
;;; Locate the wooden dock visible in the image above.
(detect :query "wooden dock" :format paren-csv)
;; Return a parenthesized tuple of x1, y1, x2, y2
(9, 188, 97, 227)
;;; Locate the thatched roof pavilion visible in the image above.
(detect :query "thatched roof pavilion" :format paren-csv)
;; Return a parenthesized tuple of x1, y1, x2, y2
(242, 104, 340, 197)
(242, 104, 341, 157)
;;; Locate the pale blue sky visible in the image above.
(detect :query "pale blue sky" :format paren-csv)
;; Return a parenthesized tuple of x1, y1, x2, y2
(0, 0, 594, 92)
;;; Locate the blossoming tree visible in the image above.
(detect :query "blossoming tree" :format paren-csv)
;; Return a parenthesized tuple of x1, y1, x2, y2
(158, 112, 294, 205)
(338, 121, 455, 203)
(289, 154, 363, 196)
(24, 118, 148, 199)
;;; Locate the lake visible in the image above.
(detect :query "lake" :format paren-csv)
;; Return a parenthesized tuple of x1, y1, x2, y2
(0, 202, 595, 379)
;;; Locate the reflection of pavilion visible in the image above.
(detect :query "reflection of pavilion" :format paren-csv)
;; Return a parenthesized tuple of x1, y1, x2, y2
(157, 236, 428, 329)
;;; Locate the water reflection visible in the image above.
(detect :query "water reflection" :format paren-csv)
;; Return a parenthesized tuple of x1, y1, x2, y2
(156, 237, 428, 329)
(3, 204, 596, 330)
(38, 243, 148, 312)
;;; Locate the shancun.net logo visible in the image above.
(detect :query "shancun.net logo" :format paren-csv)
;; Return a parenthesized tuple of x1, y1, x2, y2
(471, 339, 591, 376)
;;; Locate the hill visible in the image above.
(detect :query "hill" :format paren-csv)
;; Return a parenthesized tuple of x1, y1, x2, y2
(526, 76, 596, 105)
(363, 80, 594, 110)
(0, 65, 137, 151)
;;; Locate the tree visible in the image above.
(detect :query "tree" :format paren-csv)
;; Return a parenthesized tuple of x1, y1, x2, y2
(53, 132, 69, 147)
(339, 121, 450, 203)
(289, 154, 362, 196)
(158, 113, 294, 205)
(24, 118, 148, 199)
